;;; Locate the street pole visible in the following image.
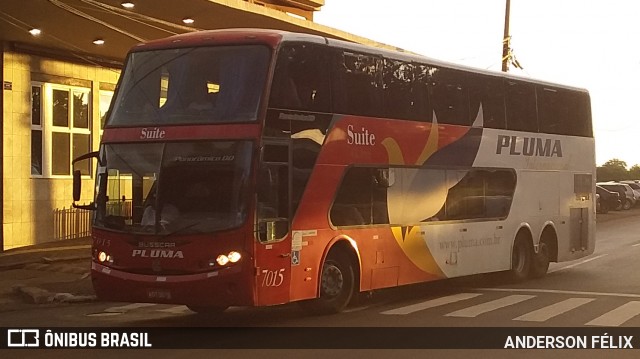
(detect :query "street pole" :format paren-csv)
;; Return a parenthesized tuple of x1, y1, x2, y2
(502, 0, 511, 72)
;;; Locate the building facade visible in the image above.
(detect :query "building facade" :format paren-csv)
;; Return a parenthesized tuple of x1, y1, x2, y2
(2, 48, 119, 249)
(1, 0, 393, 250)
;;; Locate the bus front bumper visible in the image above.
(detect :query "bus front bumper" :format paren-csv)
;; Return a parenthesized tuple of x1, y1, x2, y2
(91, 262, 254, 307)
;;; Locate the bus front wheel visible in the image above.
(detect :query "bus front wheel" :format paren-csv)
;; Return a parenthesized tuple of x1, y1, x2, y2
(509, 234, 532, 282)
(300, 251, 355, 315)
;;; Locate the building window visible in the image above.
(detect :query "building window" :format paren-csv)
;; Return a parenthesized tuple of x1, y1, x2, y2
(99, 89, 114, 133)
(31, 83, 92, 177)
(31, 84, 43, 176)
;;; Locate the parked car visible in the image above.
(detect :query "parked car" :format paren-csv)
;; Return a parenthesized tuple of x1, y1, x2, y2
(619, 183, 638, 207)
(596, 185, 621, 213)
(621, 181, 640, 206)
(597, 182, 634, 210)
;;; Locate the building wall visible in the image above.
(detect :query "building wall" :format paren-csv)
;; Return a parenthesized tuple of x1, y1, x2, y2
(2, 50, 119, 250)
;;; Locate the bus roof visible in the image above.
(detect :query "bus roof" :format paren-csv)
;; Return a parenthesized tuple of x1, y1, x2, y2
(131, 28, 588, 94)
(131, 28, 326, 52)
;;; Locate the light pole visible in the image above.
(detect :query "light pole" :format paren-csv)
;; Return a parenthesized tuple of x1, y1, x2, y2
(502, 0, 511, 72)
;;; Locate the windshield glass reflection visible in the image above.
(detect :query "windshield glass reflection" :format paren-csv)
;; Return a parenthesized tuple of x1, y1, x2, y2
(108, 45, 270, 126)
(95, 141, 252, 235)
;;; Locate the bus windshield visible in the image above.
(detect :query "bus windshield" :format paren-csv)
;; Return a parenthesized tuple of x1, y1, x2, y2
(94, 140, 252, 235)
(108, 45, 270, 126)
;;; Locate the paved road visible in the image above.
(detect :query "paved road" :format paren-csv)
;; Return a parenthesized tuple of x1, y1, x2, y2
(3, 210, 640, 357)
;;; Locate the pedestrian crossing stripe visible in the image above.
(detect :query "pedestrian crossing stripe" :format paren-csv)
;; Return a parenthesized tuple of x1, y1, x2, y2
(99, 294, 640, 327)
(514, 298, 595, 322)
(381, 292, 640, 326)
(381, 293, 481, 315)
(444, 294, 535, 318)
(586, 301, 640, 326)
(157, 305, 191, 314)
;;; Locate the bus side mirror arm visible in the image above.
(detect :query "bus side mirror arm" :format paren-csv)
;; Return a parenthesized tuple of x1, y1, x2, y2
(72, 151, 100, 209)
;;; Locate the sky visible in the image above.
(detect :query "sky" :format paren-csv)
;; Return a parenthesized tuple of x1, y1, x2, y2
(314, 0, 640, 167)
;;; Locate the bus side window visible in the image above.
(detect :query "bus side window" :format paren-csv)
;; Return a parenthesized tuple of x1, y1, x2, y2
(383, 59, 420, 121)
(413, 64, 434, 123)
(440, 169, 516, 221)
(330, 167, 391, 226)
(506, 80, 538, 132)
(538, 86, 564, 135)
(270, 44, 331, 112)
(430, 68, 469, 126)
(538, 86, 592, 137)
(333, 51, 383, 117)
(572, 93, 592, 137)
(485, 170, 516, 218)
(468, 75, 506, 129)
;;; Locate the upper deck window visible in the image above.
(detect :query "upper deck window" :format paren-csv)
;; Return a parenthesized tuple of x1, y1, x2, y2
(108, 45, 270, 127)
(269, 43, 332, 112)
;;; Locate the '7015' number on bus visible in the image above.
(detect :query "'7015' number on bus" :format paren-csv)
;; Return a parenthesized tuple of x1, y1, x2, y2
(261, 268, 285, 287)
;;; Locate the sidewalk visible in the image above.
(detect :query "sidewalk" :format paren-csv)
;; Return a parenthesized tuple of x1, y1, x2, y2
(0, 237, 95, 311)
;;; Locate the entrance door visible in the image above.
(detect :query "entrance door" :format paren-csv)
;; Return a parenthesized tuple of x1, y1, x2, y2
(255, 233, 292, 306)
(255, 160, 292, 305)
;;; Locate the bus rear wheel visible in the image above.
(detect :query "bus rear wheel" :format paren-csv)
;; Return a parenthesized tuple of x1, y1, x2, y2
(530, 241, 550, 278)
(300, 251, 355, 315)
(508, 234, 532, 282)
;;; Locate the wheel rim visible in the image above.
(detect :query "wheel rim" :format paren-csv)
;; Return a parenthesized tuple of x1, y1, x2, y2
(321, 262, 344, 298)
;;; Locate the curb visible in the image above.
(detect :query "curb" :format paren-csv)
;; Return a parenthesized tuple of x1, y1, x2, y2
(0, 247, 91, 270)
(12, 285, 97, 304)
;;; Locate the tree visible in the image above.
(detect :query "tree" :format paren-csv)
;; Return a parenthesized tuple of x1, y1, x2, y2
(597, 158, 628, 182)
(629, 165, 640, 180)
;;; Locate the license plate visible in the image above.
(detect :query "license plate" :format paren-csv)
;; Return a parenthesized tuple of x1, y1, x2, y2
(146, 289, 172, 300)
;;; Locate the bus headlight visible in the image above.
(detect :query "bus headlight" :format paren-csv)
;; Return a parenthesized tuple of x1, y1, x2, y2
(96, 251, 114, 264)
(216, 254, 230, 266)
(214, 251, 242, 267)
(228, 251, 242, 263)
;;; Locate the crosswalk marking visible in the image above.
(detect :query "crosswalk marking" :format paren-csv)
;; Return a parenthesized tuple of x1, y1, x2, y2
(104, 303, 157, 313)
(586, 301, 640, 326)
(478, 287, 640, 299)
(514, 298, 595, 322)
(95, 294, 640, 328)
(157, 305, 191, 314)
(381, 293, 482, 315)
(445, 294, 535, 318)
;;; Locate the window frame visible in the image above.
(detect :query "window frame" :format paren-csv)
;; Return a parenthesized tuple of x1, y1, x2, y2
(31, 83, 44, 177)
(31, 82, 93, 179)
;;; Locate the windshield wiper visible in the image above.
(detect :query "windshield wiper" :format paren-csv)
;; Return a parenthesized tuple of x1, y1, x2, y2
(160, 221, 202, 239)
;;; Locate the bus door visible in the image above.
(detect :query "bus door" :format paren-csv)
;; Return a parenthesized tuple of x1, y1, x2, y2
(255, 145, 292, 306)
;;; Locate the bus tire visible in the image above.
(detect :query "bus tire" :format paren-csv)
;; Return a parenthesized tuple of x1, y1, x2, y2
(508, 233, 532, 282)
(530, 241, 550, 278)
(300, 251, 355, 315)
(187, 305, 228, 315)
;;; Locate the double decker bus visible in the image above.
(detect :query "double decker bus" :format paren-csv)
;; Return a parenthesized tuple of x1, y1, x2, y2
(73, 28, 595, 314)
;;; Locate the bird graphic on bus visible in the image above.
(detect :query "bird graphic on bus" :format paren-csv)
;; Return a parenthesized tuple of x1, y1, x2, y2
(383, 105, 485, 276)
